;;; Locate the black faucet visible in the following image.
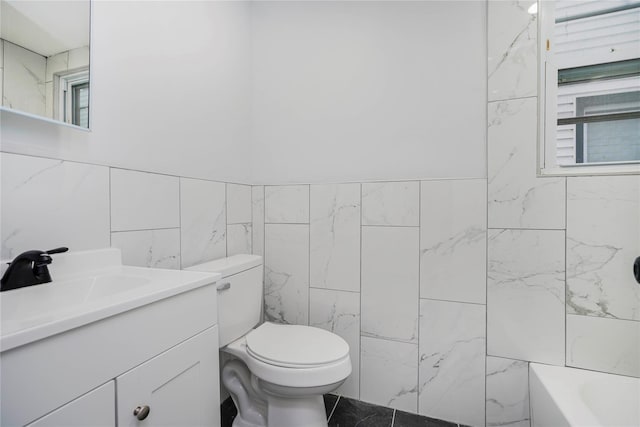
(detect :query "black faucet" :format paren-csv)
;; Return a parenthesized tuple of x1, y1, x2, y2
(1, 247, 69, 292)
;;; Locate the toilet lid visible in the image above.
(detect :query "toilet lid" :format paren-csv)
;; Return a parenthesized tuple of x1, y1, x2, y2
(246, 322, 349, 368)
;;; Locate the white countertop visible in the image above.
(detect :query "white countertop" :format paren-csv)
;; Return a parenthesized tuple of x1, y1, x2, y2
(0, 248, 220, 352)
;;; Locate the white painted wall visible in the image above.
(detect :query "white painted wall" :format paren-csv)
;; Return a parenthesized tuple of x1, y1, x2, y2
(0, 1, 252, 183)
(249, 1, 487, 184)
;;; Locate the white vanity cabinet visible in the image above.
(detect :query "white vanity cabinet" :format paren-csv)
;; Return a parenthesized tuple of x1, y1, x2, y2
(23, 326, 219, 427)
(1, 258, 221, 427)
(26, 382, 116, 427)
(116, 326, 219, 427)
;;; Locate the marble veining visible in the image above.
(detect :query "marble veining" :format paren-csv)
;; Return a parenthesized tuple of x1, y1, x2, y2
(264, 224, 309, 325)
(488, 98, 566, 230)
(227, 223, 252, 256)
(179, 178, 226, 268)
(362, 182, 419, 227)
(3, 41, 46, 115)
(310, 184, 361, 292)
(420, 179, 487, 304)
(566, 314, 640, 378)
(486, 356, 530, 427)
(1, 153, 110, 260)
(418, 299, 485, 427)
(361, 336, 419, 413)
(566, 176, 640, 321)
(361, 226, 419, 343)
(487, 229, 565, 365)
(487, 0, 537, 101)
(111, 229, 180, 269)
(310, 288, 360, 398)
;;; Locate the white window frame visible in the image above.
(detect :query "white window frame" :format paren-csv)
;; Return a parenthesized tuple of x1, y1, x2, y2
(537, 1, 640, 177)
(54, 68, 90, 127)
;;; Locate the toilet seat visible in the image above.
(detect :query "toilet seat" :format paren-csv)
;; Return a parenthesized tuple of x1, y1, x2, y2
(246, 323, 349, 368)
(223, 322, 352, 388)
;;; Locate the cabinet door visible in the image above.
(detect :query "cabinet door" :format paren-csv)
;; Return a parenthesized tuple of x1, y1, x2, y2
(116, 326, 220, 427)
(26, 381, 115, 427)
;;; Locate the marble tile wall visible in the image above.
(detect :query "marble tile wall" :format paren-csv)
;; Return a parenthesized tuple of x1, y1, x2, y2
(1, 152, 254, 273)
(486, 1, 640, 426)
(261, 179, 488, 424)
(227, 184, 253, 256)
(2, 41, 46, 116)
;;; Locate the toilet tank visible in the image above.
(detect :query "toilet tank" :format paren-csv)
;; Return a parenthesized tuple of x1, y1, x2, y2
(185, 254, 263, 347)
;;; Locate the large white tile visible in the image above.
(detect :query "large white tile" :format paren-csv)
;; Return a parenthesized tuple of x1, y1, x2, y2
(265, 185, 309, 223)
(1, 153, 110, 260)
(111, 228, 180, 269)
(487, 229, 565, 365)
(252, 186, 265, 256)
(566, 315, 640, 378)
(264, 224, 309, 325)
(362, 181, 419, 226)
(3, 41, 46, 116)
(179, 178, 226, 268)
(488, 98, 565, 229)
(110, 169, 179, 232)
(567, 176, 640, 321)
(420, 179, 487, 304)
(486, 356, 530, 427)
(360, 336, 418, 413)
(227, 183, 252, 224)
(310, 183, 360, 292)
(361, 226, 419, 343)
(488, 0, 537, 101)
(227, 223, 252, 256)
(309, 288, 360, 399)
(419, 299, 485, 427)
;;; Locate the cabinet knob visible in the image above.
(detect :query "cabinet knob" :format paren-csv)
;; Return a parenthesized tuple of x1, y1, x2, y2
(133, 405, 150, 421)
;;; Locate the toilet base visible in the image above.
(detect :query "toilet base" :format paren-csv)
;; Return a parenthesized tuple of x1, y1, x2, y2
(265, 394, 327, 427)
(223, 359, 344, 427)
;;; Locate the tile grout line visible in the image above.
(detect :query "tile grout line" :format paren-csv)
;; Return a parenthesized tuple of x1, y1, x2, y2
(111, 226, 181, 234)
(308, 184, 311, 326)
(416, 180, 422, 415)
(225, 183, 228, 257)
(108, 167, 113, 248)
(178, 178, 182, 269)
(564, 177, 568, 369)
(359, 182, 363, 401)
(327, 395, 340, 422)
(485, 87, 490, 427)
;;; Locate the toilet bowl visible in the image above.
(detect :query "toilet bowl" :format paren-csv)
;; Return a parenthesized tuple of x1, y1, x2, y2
(186, 255, 351, 427)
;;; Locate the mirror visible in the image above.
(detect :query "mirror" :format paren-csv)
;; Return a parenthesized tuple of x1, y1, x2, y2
(1, 0, 91, 129)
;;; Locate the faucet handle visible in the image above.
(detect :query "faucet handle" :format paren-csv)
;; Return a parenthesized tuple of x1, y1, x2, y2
(46, 247, 69, 255)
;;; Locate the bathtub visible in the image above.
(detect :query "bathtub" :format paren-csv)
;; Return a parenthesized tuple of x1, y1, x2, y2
(529, 363, 640, 427)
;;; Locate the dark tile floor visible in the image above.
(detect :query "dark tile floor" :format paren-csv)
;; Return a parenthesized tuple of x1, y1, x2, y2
(222, 395, 467, 427)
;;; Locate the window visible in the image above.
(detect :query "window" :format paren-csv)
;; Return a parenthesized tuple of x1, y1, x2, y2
(540, 1, 640, 175)
(55, 69, 90, 128)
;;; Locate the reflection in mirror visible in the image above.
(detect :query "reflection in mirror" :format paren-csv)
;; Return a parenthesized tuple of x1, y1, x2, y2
(1, 0, 90, 128)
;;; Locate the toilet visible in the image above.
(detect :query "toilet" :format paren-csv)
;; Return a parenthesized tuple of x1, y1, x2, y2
(186, 254, 351, 427)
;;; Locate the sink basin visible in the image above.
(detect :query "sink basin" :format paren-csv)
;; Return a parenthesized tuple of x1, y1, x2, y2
(0, 248, 220, 351)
